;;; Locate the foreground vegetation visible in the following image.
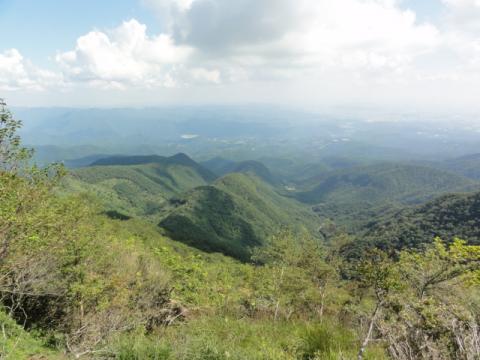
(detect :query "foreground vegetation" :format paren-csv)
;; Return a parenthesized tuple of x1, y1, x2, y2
(1, 100, 480, 359)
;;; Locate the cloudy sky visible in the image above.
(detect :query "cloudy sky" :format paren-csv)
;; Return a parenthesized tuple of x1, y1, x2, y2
(1, 0, 480, 110)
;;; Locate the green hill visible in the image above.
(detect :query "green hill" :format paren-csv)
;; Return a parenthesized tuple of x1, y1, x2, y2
(230, 160, 278, 184)
(259, 156, 364, 184)
(296, 163, 476, 205)
(200, 156, 237, 176)
(441, 153, 480, 180)
(91, 153, 217, 181)
(360, 191, 480, 251)
(202, 157, 278, 184)
(159, 173, 320, 260)
(63, 153, 216, 218)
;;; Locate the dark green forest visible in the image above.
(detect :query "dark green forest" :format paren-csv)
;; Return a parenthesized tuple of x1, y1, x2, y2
(1, 100, 480, 359)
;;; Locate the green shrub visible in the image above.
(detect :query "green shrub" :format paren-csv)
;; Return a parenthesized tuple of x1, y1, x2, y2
(113, 334, 171, 360)
(298, 322, 357, 360)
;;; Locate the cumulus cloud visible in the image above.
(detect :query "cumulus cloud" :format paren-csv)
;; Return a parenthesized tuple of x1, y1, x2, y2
(56, 19, 202, 88)
(0, 49, 60, 91)
(130, 0, 442, 90)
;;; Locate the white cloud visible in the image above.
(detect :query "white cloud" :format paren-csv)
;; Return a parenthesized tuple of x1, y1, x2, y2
(190, 67, 221, 83)
(56, 19, 200, 89)
(437, 0, 480, 74)
(0, 49, 60, 91)
(144, 0, 196, 12)
(139, 0, 440, 84)
(442, 0, 480, 7)
(442, 0, 480, 32)
(277, 0, 439, 72)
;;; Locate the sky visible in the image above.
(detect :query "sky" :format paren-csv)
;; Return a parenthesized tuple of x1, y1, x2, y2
(1, 0, 480, 111)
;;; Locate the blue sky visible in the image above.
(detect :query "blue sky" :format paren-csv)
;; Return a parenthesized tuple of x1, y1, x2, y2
(1, 0, 480, 110)
(0, 0, 159, 67)
(400, 0, 443, 21)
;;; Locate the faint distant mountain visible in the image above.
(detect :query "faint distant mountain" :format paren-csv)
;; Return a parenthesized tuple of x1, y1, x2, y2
(64, 154, 116, 168)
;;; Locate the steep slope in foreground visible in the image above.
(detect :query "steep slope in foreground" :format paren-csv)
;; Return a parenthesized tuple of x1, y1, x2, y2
(63, 153, 216, 218)
(361, 191, 480, 250)
(159, 173, 320, 260)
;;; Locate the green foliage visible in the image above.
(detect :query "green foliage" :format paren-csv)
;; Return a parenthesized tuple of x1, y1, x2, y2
(0, 178, 173, 356)
(0, 99, 33, 172)
(91, 154, 216, 182)
(0, 309, 59, 359)
(202, 157, 278, 184)
(442, 153, 480, 180)
(350, 239, 480, 359)
(362, 191, 480, 251)
(0, 101, 174, 357)
(160, 317, 309, 360)
(63, 153, 215, 219)
(112, 332, 171, 360)
(299, 322, 370, 360)
(160, 173, 320, 260)
(296, 163, 475, 205)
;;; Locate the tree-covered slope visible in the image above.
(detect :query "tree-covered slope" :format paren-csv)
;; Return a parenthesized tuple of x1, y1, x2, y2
(159, 173, 319, 260)
(441, 153, 480, 180)
(360, 191, 480, 250)
(63, 153, 216, 218)
(91, 153, 216, 181)
(296, 163, 477, 206)
(200, 156, 237, 176)
(202, 157, 278, 184)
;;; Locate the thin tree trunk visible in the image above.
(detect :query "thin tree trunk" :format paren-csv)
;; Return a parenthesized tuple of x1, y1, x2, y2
(274, 266, 285, 321)
(319, 283, 327, 323)
(358, 301, 381, 360)
(274, 300, 280, 321)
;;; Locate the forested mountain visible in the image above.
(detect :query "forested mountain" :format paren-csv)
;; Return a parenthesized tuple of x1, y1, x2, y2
(65, 154, 318, 260)
(202, 157, 278, 184)
(360, 191, 480, 250)
(90, 153, 217, 181)
(440, 153, 480, 180)
(159, 173, 319, 260)
(296, 163, 476, 206)
(64, 154, 216, 218)
(200, 156, 237, 176)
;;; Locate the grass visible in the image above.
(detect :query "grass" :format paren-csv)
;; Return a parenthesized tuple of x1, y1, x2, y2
(0, 310, 61, 359)
(109, 317, 388, 360)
